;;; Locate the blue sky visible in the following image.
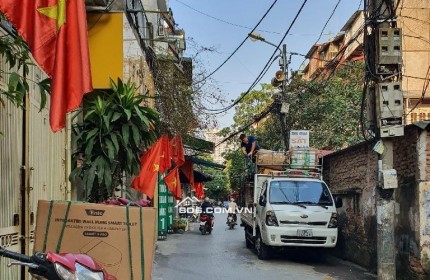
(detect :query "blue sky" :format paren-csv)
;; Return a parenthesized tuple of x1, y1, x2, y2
(169, 0, 363, 128)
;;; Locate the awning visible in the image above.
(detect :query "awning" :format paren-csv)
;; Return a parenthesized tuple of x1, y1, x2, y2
(182, 135, 214, 153)
(187, 156, 225, 170)
(179, 169, 212, 183)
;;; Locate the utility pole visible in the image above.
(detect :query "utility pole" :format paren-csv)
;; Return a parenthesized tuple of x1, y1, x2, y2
(278, 44, 290, 150)
(269, 44, 289, 150)
(247, 33, 290, 150)
(366, 0, 403, 279)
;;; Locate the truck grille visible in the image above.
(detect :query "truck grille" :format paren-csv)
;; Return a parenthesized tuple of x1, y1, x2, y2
(280, 235, 327, 244)
(279, 220, 327, 226)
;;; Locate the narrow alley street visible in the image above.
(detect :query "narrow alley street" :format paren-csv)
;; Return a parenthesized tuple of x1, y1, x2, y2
(153, 211, 376, 280)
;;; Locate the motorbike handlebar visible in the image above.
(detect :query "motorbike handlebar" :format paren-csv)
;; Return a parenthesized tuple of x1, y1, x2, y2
(0, 247, 33, 263)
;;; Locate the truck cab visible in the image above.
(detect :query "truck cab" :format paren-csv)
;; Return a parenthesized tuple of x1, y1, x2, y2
(241, 169, 342, 260)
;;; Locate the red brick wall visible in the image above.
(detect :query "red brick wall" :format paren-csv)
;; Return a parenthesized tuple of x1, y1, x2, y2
(323, 125, 424, 274)
(323, 142, 378, 269)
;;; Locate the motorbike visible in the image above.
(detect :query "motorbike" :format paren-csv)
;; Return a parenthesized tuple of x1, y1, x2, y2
(199, 214, 212, 235)
(227, 213, 236, 230)
(0, 246, 117, 280)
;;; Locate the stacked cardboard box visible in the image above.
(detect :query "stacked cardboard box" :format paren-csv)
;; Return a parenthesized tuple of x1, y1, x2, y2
(256, 150, 290, 170)
(34, 200, 156, 280)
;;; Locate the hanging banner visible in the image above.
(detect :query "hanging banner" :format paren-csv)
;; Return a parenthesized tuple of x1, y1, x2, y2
(167, 193, 174, 233)
(158, 174, 168, 240)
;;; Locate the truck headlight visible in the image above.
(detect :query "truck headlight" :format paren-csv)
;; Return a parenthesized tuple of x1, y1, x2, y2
(328, 213, 338, 228)
(266, 211, 279, 226)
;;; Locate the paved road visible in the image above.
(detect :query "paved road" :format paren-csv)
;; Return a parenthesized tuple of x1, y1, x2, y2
(153, 211, 376, 280)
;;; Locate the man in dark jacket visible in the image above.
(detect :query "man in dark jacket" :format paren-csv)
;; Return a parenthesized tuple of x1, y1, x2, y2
(201, 197, 214, 227)
(239, 134, 260, 157)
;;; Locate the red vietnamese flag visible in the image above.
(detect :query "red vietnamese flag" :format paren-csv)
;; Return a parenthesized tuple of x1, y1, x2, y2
(0, 0, 93, 132)
(164, 167, 181, 200)
(159, 135, 171, 174)
(195, 182, 205, 200)
(131, 135, 168, 198)
(169, 135, 185, 166)
(180, 159, 194, 189)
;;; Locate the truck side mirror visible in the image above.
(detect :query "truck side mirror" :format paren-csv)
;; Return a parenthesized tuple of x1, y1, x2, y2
(335, 197, 343, 208)
(259, 195, 266, 206)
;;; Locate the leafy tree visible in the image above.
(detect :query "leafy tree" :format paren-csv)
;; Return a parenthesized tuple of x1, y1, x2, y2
(218, 85, 284, 151)
(224, 150, 246, 192)
(195, 154, 229, 201)
(286, 62, 365, 150)
(0, 16, 50, 110)
(232, 84, 274, 128)
(221, 62, 365, 193)
(223, 61, 365, 153)
(70, 78, 159, 202)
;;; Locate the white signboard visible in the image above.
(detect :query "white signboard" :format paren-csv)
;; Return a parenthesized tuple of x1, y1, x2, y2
(289, 130, 309, 148)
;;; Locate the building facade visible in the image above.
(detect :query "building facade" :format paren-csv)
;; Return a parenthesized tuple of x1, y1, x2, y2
(203, 128, 234, 164)
(301, 4, 430, 125)
(0, 1, 188, 278)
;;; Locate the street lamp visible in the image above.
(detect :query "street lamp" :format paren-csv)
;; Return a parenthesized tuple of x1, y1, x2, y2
(248, 32, 280, 50)
(248, 32, 290, 151)
(248, 32, 287, 85)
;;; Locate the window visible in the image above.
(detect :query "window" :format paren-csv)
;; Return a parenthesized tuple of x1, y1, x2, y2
(269, 181, 333, 205)
(411, 113, 417, 123)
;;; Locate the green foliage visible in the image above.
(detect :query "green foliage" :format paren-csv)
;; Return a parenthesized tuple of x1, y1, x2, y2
(224, 62, 365, 152)
(221, 62, 365, 195)
(70, 78, 159, 202)
(224, 150, 246, 192)
(286, 62, 365, 150)
(197, 154, 229, 201)
(0, 17, 50, 110)
(233, 84, 274, 128)
(218, 85, 284, 151)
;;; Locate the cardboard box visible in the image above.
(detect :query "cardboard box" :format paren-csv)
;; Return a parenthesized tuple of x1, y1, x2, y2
(256, 150, 290, 169)
(34, 200, 156, 280)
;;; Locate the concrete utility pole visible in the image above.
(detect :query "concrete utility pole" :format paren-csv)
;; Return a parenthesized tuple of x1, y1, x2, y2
(248, 32, 290, 150)
(278, 44, 289, 150)
(366, 0, 403, 279)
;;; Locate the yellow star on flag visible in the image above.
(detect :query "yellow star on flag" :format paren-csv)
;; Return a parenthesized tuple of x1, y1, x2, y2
(171, 179, 177, 187)
(153, 164, 159, 172)
(37, 0, 66, 30)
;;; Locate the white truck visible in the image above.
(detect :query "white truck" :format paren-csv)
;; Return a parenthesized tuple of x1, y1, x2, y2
(240, 149, 343, 260)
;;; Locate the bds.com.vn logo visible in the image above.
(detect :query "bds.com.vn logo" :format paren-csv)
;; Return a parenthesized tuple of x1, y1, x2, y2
(175, 197, 252, 214)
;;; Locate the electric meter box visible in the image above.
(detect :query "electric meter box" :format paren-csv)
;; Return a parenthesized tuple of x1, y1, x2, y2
(380, 125, 404, 137)
(376, 82, 403, 119)
(381, 169, 398, 189)
(377, 28, 402, 65)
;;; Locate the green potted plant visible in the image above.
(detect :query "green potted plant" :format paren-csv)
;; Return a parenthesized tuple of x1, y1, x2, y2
(70, 78, 159, 202)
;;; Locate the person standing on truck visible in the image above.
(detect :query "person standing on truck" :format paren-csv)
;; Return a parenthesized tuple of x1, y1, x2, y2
(239, 134, 260, 157)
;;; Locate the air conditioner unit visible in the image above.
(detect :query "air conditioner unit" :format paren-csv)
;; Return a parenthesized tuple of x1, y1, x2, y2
(158, 25, 165, 37)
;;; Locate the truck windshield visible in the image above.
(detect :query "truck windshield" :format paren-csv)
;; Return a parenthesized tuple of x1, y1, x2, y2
(269, 181, 333, 205)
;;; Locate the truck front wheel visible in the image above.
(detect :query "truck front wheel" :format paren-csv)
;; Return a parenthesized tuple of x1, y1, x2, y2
(255, 231, 270, 260)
